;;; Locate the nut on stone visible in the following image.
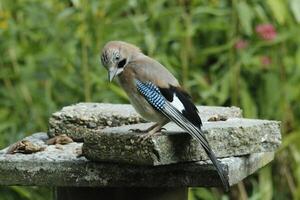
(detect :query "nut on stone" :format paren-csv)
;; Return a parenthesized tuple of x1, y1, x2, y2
(6, 140, 45, 154)
(208, 114, 228, 122)
(46, 134, 73, 145)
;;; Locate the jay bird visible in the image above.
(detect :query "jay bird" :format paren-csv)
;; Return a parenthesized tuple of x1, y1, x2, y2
(100, 41, 229, 191)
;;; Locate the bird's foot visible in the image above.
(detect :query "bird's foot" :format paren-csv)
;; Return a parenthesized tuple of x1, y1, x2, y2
(129, 122, 165, 133)
(137, 132, 161, 143)
(137, 128, 165, 143)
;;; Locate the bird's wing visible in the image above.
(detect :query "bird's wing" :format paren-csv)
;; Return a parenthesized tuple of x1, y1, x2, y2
(135, 80, 229, 191)
(129, 55, 202, 127)
(130, 55, 180, 88)
(159, 86, 202, 128)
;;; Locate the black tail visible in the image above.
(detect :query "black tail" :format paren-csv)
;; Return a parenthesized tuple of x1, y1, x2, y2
(162, 102, 230, 191)
(204, 145, 230, 192)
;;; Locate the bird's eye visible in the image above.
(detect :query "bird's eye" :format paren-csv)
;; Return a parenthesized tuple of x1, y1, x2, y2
(118, 59, 127, 68)
(115, 55, 120, 61)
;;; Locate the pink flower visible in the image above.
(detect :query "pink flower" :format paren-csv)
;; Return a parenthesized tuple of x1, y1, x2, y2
(255, 24, 277, 41)
(260, 56, 272, 66)
(235, 39, 248, 50)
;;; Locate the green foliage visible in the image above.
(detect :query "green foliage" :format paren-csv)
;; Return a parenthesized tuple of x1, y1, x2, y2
(0, 0, 299, 199)
(0, 186, 52, 200)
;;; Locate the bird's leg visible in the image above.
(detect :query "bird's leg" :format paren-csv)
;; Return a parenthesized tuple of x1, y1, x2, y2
(129, 123, 159, 133)
(137, 121, 168, 142)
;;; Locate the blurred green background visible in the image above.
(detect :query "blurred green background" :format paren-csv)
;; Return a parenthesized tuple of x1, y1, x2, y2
(0, 0, 299, 199)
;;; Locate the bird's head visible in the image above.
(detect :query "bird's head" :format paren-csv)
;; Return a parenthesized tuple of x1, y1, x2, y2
(100, 41, 140, 82)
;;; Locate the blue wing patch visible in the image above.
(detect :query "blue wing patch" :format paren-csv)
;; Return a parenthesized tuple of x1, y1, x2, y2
(135, 80, 165, 110)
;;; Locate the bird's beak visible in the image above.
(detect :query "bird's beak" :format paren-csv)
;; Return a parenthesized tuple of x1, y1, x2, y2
(108, 68, 118, 82)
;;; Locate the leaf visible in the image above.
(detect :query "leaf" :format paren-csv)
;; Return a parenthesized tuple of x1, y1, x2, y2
(278, 130, 300, 152)
(258, 166, 273, 200)
(289, 0, 300, 23)
(10, 186, 32, 199)
(267, 0, 287, 24)
(254, 4, 268, 21)
(108, 84, 129, 101)
(237, 1, 254, 35)
(189, 187, 217, 200)
(240, 80, 257, 118)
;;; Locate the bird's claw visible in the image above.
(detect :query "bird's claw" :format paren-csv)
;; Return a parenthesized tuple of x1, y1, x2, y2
(137, 130, 163, 143)
(137, 134, 152, 143)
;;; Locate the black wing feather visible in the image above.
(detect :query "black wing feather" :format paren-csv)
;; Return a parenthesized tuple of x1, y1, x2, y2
(159, 86, 202, 128)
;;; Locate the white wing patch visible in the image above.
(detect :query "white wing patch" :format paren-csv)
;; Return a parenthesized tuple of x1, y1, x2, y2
(170, 94, 185, 112)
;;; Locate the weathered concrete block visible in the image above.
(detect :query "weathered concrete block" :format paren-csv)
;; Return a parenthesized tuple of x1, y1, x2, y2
(0, 133, 274, 187)
(48, 103, 242, 140)
(48, 103, 143, 140)
(83, 118, 281, 165)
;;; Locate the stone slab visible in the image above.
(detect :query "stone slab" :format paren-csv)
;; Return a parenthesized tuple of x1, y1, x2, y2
(83, 118, 281, 165)
(48, 103, 242, 140)
(0, 133, 273, 188)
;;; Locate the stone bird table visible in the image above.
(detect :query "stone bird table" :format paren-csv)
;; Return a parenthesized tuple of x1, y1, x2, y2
(0, 103, 281, 200)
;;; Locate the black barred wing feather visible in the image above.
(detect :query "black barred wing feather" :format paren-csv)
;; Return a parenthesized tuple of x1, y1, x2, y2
(135, 79, 229, 192)
(159, 86, 202, 128)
